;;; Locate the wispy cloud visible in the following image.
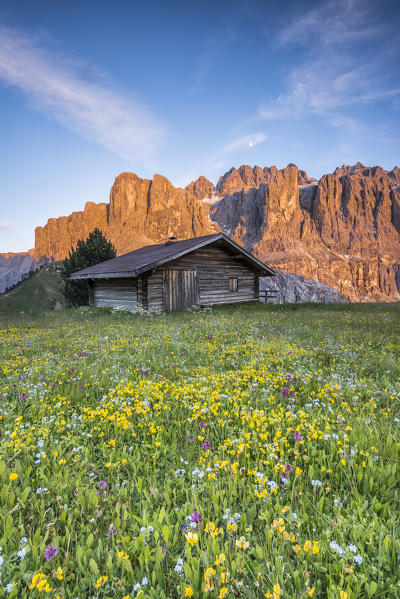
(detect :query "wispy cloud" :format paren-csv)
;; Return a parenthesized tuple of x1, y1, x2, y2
(0, 222, 13, 232)
(277, 0, 382, 47)
(0, 26, 166, 158)
(259, 0, 400, 125)
(215, 133, 267, 157)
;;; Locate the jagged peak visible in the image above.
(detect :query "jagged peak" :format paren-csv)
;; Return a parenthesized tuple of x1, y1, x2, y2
(186, 176, 214, 200)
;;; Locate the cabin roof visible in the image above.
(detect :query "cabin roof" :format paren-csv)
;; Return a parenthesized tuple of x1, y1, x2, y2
(68, 233, 276, 280)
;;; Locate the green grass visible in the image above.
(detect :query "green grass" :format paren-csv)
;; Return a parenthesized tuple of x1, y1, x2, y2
(0, 303, 399, 598)
(0, 263, 66, 316)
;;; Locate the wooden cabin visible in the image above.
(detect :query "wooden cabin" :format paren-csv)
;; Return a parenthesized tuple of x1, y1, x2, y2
(68, 233, 275, 312)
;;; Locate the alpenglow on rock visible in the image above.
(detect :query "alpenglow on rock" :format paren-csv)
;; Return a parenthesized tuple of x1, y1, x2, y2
(1, 161, 400, 302)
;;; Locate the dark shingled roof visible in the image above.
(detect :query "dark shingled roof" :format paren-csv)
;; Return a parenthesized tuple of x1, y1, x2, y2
(69, 233, 275, 280)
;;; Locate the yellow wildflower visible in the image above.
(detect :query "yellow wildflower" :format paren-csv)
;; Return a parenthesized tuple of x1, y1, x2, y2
(94, 575, 108, 589)
(185, 586, 193, 597)
(29, 573, 45, 590)
(218, 587, 229, 599)
(273, 583, 281, 598)
(204, 567, 216, 580)
(185, 531, 199, 545)
(303, 540, 312, 552)
(205, 522, 216, 533)
(9, 472, 18, 481)
(235, 536, 249, 550)
(37, 578, 51, 593)
(56, 567, 63, 580)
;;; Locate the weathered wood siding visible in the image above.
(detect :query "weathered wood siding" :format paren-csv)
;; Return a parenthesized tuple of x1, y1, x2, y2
(146, 242, 259, 311)
(147, 271, 164, 312)
(163, 269, 200, 311)
(137, 275, 148, 310)
(92, 278, 137, 311)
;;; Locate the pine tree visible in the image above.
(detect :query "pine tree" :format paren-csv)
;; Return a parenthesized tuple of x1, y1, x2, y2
(61, 229, 116, 306)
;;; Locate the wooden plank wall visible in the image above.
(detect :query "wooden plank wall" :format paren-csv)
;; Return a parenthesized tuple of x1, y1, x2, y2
(147, 271, 164, 312)
(146, 243, 259, 311)
(163, 269, 199, 311)
(92, 278, 138, 311)
(137, 275, 148, 310)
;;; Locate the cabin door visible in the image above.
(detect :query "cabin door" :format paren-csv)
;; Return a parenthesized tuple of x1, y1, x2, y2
(163, 269, 199, 311)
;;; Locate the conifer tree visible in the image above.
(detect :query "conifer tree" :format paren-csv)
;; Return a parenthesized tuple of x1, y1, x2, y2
(61, 229, 116, 306)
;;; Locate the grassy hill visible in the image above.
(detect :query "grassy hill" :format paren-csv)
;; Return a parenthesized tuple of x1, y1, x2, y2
(0, 262, 66, 316)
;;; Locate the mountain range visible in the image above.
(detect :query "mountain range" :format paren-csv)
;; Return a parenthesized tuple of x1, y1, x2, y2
(1, 162, 400, 301)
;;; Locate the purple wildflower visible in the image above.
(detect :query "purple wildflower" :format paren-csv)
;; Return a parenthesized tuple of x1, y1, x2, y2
(202, 440, 210, 451)
(293, 431, 302, 442)
(189, 435, 195, 442)
(199, 422, 206, 430)
(44, 545, 58, 561)
(281, 464, 293, 480)
(107, 525, 117, 538)
(98, 481, 107, 490)
(191, 510, 203, 524)
(281, 388, 288, 396)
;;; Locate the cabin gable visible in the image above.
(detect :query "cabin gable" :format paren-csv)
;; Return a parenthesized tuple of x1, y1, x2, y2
(141, 241, 260, 312)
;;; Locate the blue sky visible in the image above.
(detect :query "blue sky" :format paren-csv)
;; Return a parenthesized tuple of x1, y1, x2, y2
(0, 0, 399, 252)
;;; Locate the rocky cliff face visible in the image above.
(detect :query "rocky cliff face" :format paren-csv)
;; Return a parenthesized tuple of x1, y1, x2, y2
(2, 162, 399, 302)
(0, 253, 48, 294)
(260, 272, 347, 304)
(208, 163, 400, 301)
(32, 173, 218, 261)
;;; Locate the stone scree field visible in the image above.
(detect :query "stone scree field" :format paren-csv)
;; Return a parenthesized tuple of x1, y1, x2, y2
(0, 304, 399, 599)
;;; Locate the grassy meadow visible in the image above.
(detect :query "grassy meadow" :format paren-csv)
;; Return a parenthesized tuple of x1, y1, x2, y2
(0, 303, 399, 598)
